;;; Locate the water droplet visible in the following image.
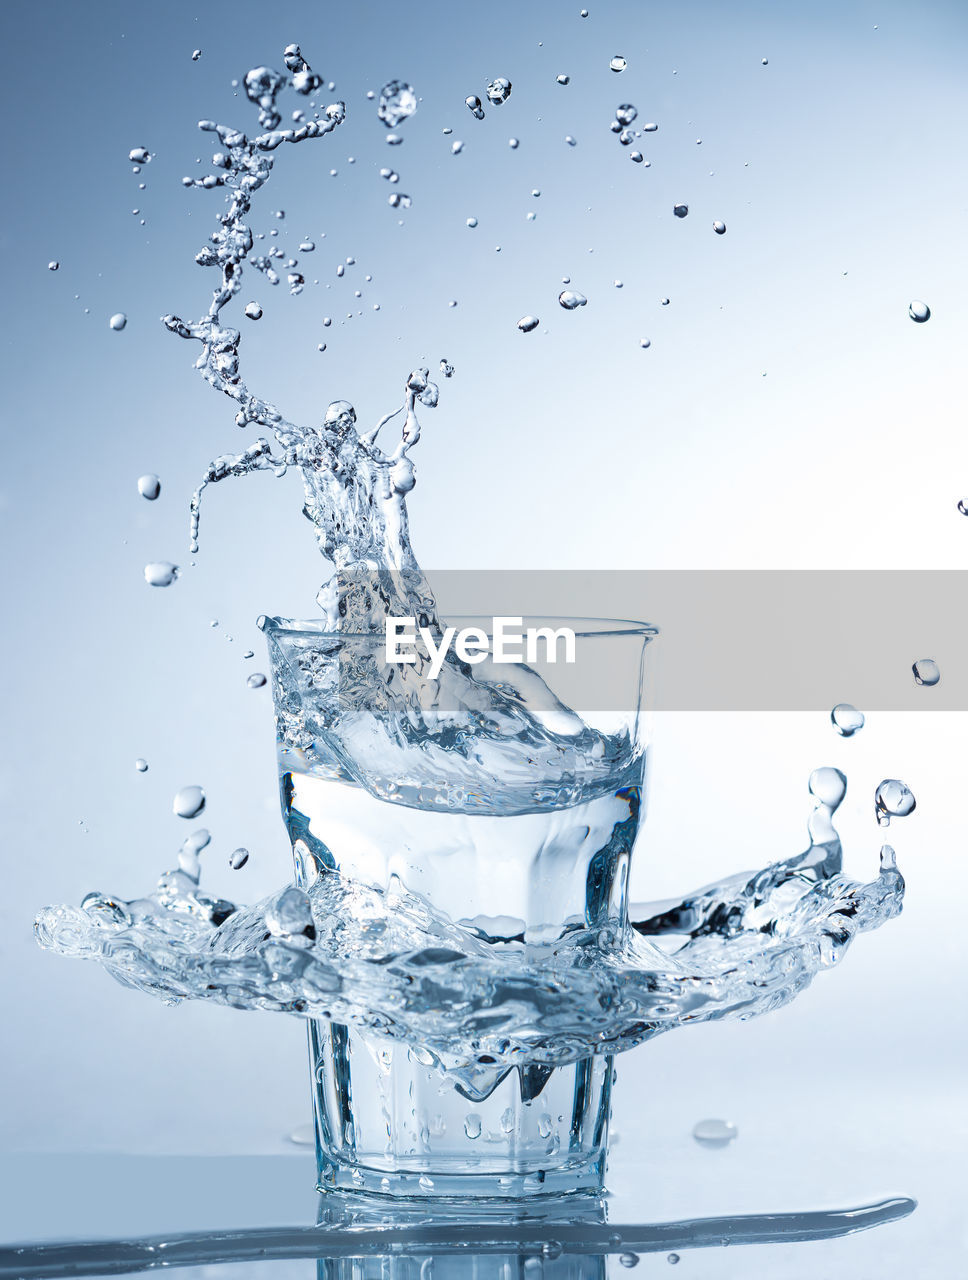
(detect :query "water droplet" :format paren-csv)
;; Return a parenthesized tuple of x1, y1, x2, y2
(144, 561, 179, 587)
(247, 672, 267, 688)
(137, 473, 161, 500)
(880, 845, 897, 872)
(610, 56, 628, 72)
(509, 137, 519, 148)
(958, 498, 968, 516)
(912, 658, 940, 686)
(673, 204, 689, 218)
(134, 758, 148, 773)
(713, 220, 727, 234)
(808, 766, 847, 809)
(243, 301, 263, 321)
(908, 300, 930, 323)
(451, 140, 464, 155)
(192, 49, 202, 61)
(173, 785, 206, 820)
(619, 1254, 639, 1268)
(643, 121, 658, 132)
(660, 296, 670, 305)
(128, 147, 150, 164)
(377, 80, 417, 130)
(486, 78, 512, 105)
(464, 95, 485, 120)
(558, 290, 587, 310)
(616, 103, 637, 125)
(630, 150, 644, 163)
(581, 8, 589, 15)
(667, 1255, 680, 1266)
(831, 703, 865, 737)
(463, 1113, 482, 1138)
(517, 315, 540, 332)
(640, 337, 651, 348)
(109, 312, 128, 331)
(692, 1118, 738, 1147)
(230, 847, 250, 870)
(761, 57, 769, 65)
(417, 1175, 434, 1190)
(565, 134, 577, 146)
(48, 261, 59, 271)
(556, 74, 571, 86)
(466, 217, 478, 228)
(265, 885, 314, 939)
(388, 192, 412, 208)
(542, 1243, 563, 1261)
(385, 133, 403, 146)
(299, 240, 315, 252)
(875, 779, 916, 826)
(526, 211, 536, 221)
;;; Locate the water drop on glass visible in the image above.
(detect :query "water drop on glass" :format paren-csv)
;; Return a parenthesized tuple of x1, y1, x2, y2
(610, 56, 627, 72)
(378, 80, 417, 129)
(230, 847, 250, 870)
(109, 312, 128, 331)
(486, 78, 512, 105)
(693, 1118, 738, 1147)
(559, 290, 587, 309)
(247, 672, 267, 689)
(518, 315, 540, 333)
(913, 658, 940, 686)
(134, 758, 148, 773)
(619, 1254, 639, 1268)
(556, 74, 570, 86)
(463, 1113, 482, 1139)
(173, 785, 206, 820)
(673, 203, 689, 218)
(875, 779, 916, 826)
(908, 300, 930, 323)
(137, 473, 161, 500)
(48, 261, 59, 271)
(713, 220, 727, 234)
(144, 561, 179, 587)
(831, 703, 865, 737)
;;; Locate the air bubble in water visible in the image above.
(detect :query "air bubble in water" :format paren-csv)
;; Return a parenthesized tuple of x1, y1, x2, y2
(692, 1118, 738, 1147)
(244, 302, 263, 320)
(137, 474, 161, 500)
(463, 1113, 482, 1138)
(556, 74, 570, 86)
(48, 261, 59, 271)
(875, 779, 916, 826)
(518, 315, 540, 332)
(619, 1254, 639, 1268)
(610, 56, 627, 72)
(673, 204, 689, 218)
(128, 147, 150, 164)
(247, 672, 267, 688)
(465, 95, 485, 120)
(378, 81, 417, 129)
(558, 290, 587, 309)
(173, 786, 206, 820)
(134, 758, 148, 773)
(713, 220, 727, 234)
(908, 300, 930, 323)
(230, 848, 250, 870)
(109, 313, 128, 331)
(831, 703, 865, 737)
(912, 658, 940, 686)
(616, 103, 637, 125)
(144, 561, 179, 587)
(486, 78, 512, 105)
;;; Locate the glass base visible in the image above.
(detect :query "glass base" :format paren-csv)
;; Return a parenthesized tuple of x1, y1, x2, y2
(309, 1021, 612, 1199)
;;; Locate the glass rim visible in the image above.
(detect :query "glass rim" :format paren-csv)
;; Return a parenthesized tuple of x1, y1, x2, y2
(259, 614, 659, 640)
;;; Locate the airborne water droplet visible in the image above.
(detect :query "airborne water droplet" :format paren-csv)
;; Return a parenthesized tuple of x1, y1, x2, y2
(137, 473, 161, 500)
(48, 261, 59, 271)
(518, 315, 540, 332)
(509, 137, 519, 148)
(464, 95, 485, 120)
(173, 786, 206, 820)
(128, 147, 150, 164)
(466, 217, 478, 228)
(247, 672, 267, 688)
(630, 151, 644, 163)
(640, 337, 651, 348)
(486, 78, 512, 105)
(230, 847, 250, 870)
(643, 121, 658, 132)
(616, 103, 637, 125)
(134, 758, 148, 773)
(912, 658, 940, 686)
(610, 56, 627, 72)
(958, 498, 968, 516)
(558, 290, 587, 310)
(673, 204, 689, 218)
(713, 220, 727, 234)
(831, 703, 865, 736)
(808, 766, 847, 809)
(556, 74, 570, 86)
(692, 1118, 738, 1147)
(144, 561, 179, 587)
(378, 81, 417, 129)
(908, 300, 930, 323)
(244, 302, 263, 320)
(192, 49, 202, 62)
(875, 779, 916, 826)
(109, 313, 128, 331)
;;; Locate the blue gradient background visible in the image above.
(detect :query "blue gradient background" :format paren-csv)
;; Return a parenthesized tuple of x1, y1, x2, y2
(2, 0, 966, 1267)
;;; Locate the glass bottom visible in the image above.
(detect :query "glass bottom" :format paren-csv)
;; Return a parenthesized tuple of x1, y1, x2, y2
(309, 1021, 612, 1199)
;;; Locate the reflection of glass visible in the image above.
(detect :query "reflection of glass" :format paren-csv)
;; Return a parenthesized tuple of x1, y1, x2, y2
(262, 617, 657, 1196)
